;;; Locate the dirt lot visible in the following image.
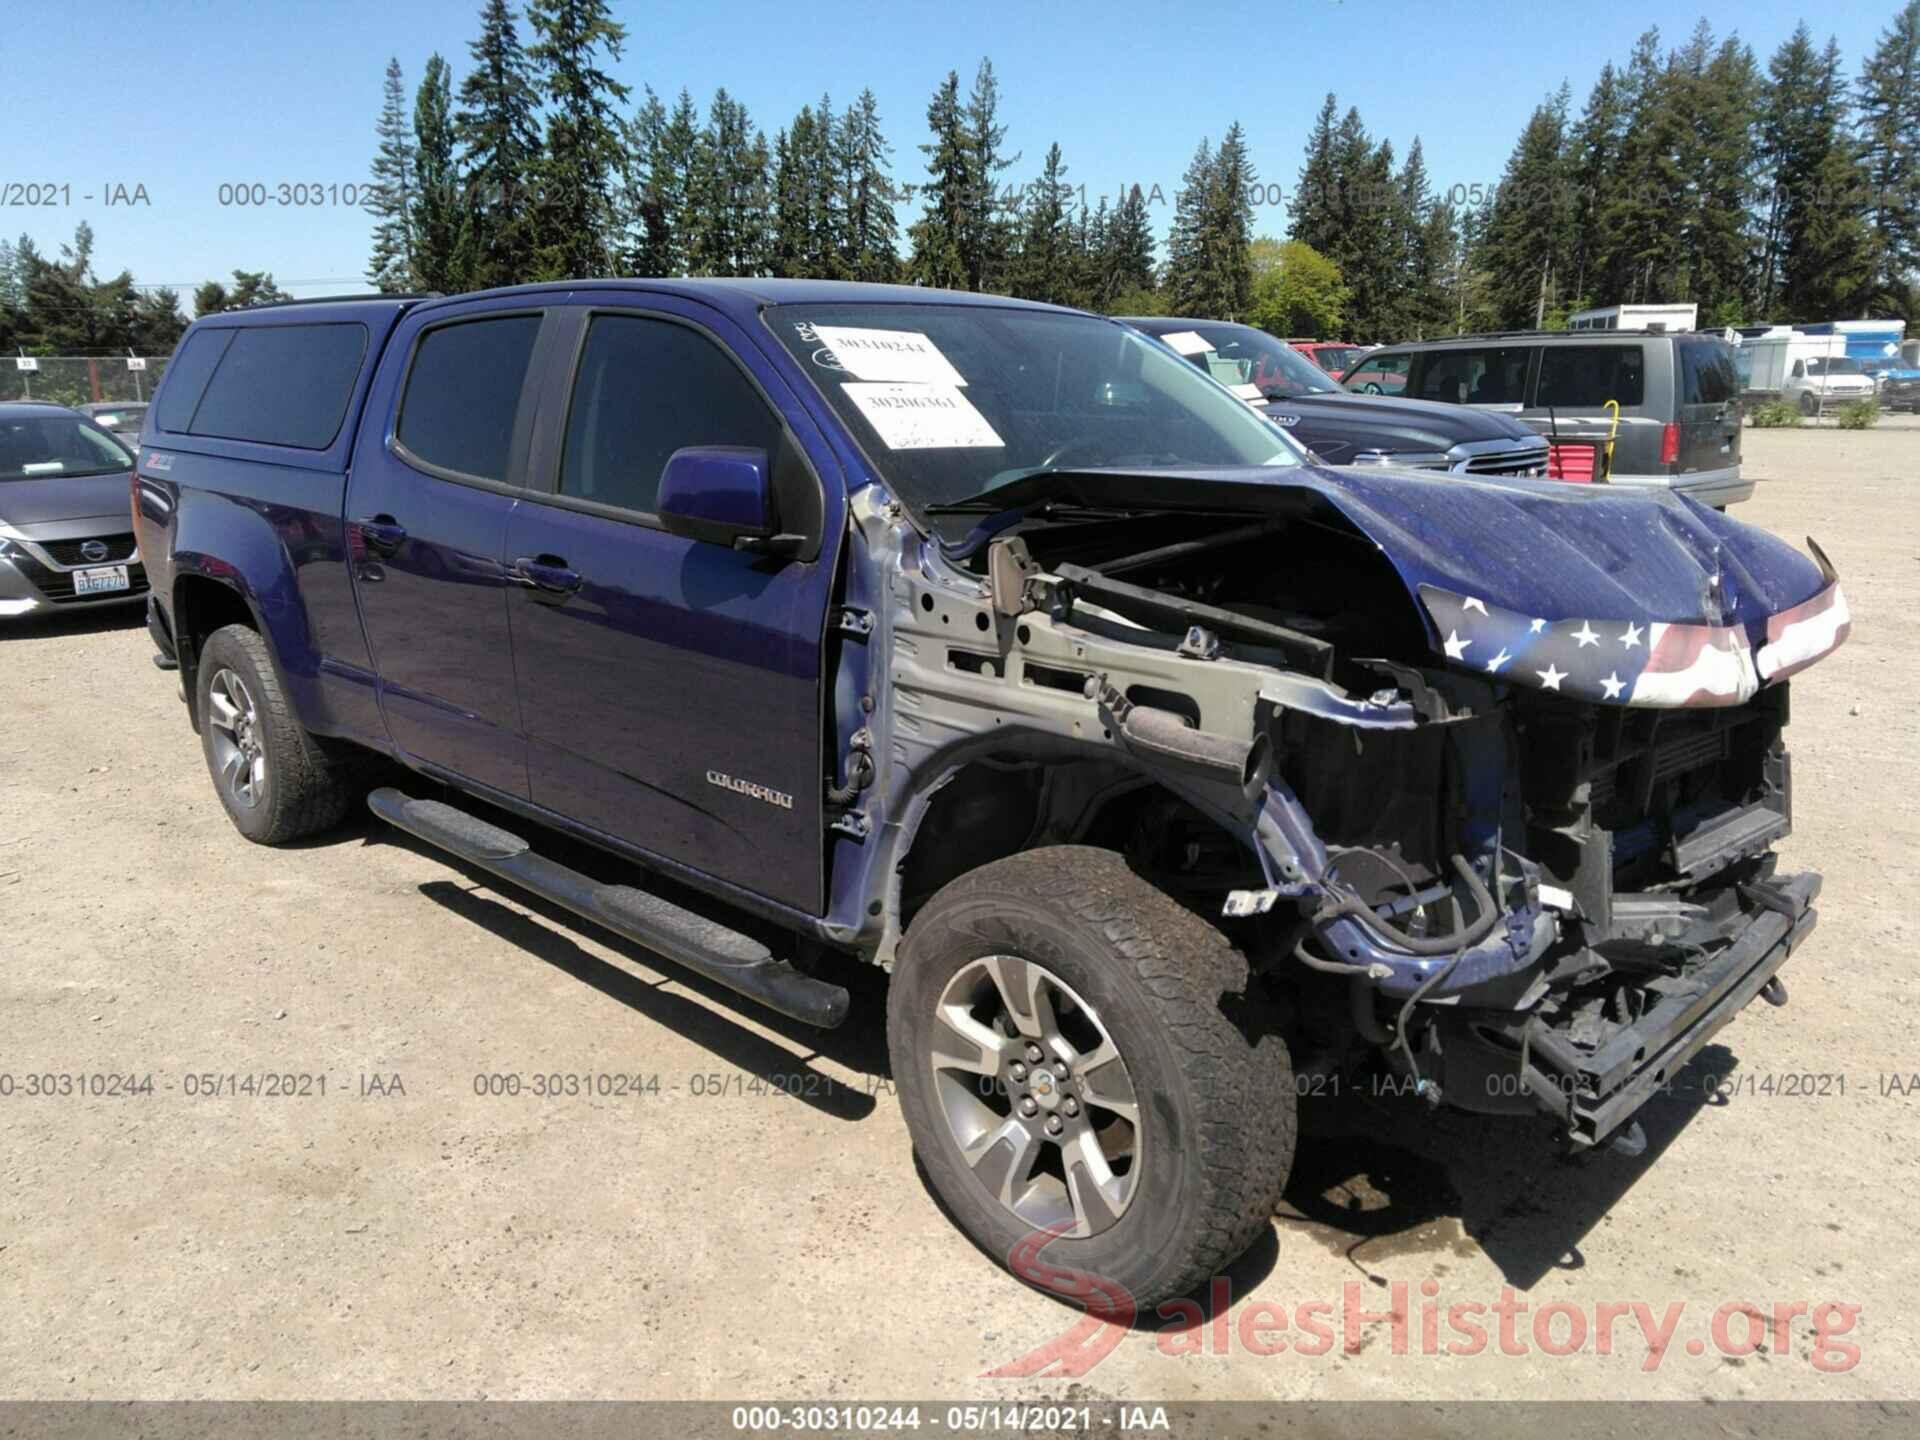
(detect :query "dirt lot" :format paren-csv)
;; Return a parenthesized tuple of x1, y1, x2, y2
(2, 425, 1916, 1402)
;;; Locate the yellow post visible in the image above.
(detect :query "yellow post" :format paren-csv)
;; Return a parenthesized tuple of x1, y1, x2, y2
(1602, 399, 1622, 481)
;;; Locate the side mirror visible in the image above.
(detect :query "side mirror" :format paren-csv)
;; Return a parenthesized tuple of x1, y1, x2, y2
(657, 445, 805, 557)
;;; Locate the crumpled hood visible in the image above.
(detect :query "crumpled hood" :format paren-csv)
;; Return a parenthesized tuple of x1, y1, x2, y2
(949, 462, 1848, 706)
(0, 473, 135, 529)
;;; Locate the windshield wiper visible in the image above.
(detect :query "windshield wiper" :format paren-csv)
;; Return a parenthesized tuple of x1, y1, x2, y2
(923, 466, 1088, 514)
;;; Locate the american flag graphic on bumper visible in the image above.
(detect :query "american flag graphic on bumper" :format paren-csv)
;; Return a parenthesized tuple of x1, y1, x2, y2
(1418, 580, 1851, 708)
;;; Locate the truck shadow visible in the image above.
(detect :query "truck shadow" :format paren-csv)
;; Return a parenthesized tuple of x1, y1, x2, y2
(987, 1044, 1736, 1338)
(413, 877, 888, 1122)
(356, 784, 893, 1120)
(1275, 1047, 1733, 1292)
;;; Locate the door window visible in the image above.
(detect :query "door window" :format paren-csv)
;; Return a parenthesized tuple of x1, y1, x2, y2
(1535, 346, 1647, 408)
(395, 314, 544, 483)
(559, 314, 781, 515)
(1410, 347, 1532, 405)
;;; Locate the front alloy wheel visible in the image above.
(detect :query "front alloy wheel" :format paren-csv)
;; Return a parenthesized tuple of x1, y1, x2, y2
(930, 954, 1141, 1237)
(889, 846, 1296, 1306)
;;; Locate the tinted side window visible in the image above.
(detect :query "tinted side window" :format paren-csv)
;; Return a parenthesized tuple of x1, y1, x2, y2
(153, 327, 235, 434)
(187, 324, 369, 448)
(1680, 339, 1737, 405)
(1535, 345, 1646, 408)
(1411, 347, 1532, 405)
(396, 314, 543, 482)
(559, 315, 779, 514)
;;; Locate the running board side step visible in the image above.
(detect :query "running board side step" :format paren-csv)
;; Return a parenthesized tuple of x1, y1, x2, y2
(367, 788, 849, 1028)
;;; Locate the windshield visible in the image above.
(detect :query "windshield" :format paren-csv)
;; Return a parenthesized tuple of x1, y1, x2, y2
(767, 303, 1301, 514)
(1148, 323, 1340, 400)
(0, 411, 134, 481)
(1807, 357, 1863, 376)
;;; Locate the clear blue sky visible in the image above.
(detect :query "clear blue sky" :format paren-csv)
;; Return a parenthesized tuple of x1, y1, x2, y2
(7, 0, 1901, 304)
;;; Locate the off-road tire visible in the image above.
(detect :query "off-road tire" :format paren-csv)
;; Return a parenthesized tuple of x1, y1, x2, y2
(889, 845, 1295, 1306)
(196, 623, 353, 845)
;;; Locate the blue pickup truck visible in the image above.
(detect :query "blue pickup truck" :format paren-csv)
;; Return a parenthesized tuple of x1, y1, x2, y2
(134, 280, 1848, 1304)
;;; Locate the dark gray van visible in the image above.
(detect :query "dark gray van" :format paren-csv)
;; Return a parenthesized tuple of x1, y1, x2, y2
(1343, 331, 1748, 507)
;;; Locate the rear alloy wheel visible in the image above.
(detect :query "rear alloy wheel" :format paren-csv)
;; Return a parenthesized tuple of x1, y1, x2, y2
(205, 667, 267, 811)
(196, 623, 354, 845)
(890, 846, 1295, 1306)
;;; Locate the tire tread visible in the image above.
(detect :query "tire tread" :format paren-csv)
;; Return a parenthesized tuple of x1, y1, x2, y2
(899, 845, 1295, 1302)
(200, 623, 353, 845)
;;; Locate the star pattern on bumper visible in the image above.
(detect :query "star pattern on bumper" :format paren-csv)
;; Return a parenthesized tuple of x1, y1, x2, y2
(1413, 585, 1822, 709)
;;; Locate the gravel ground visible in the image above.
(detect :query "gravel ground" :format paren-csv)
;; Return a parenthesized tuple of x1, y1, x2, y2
(0, 426, 1914, 1402)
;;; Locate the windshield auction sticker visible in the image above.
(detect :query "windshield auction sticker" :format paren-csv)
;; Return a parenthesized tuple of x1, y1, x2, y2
(1159, 330, 1213, 356)
(843, 382, 1004, 449)
(813, 326, 970, 386)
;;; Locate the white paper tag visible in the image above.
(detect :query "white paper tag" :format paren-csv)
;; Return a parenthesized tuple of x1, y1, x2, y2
(843, 383, 1004, 450)
(813, 326, 968, 387)
(1232, 382, 1264, 402)
(1159, 330, 1213, 356)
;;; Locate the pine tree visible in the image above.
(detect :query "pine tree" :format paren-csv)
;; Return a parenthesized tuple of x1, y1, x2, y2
(908, 71, 970, 289)
(1764, 31, 1875, 318)
(770, 122, 807, 278)
(1485, 87, 1575, 327)
(1785, 42, 1876, 317)
(1102, 183, 1156, 305)
(1457, 192, 1500, 332)
(1599, 32, 1688, 305)
(629, 89, 701, 277)
(1393, 139, 1447, 338)
(1289, 95, 1342, 259)
(131, 287, 187, 353)
(21, 224, 105, 351)
(1204, 122, 1257, 320)
(961, 59, 1017, 292)
(1418, 197, 1462, 335)
(454, 0, 541, 288)
(1759, 25, 1833, 314)
(1012, 142, 1076, 304)
(1857, 1, 1920, 310)
(1565, 63, 1625, 303)
(1334, 112, 1396, 336)
(1688, 33, 1763, 321)
(411, 55, 463, 293)
(837, 89, 899, 282)
(687, 90, 770, 276)
(526, 0, 631, 279)
(1165, 125, 1254, 319)
(771, 104, 837, 278)
(193, 270, 291, 318)
(367, 58, 416, 291)
(1165, 138, 1214, 314)
(1071, 197, 1108, 310)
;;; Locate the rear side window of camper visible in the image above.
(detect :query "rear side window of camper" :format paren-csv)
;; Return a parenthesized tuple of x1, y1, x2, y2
(155, 322, 369, 450)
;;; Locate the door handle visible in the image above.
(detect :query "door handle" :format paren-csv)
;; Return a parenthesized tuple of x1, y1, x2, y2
(511, 555, 583, 598)
(356, 515, 407, 555)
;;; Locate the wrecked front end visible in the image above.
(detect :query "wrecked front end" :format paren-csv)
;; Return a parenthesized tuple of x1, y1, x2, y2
(859, 468, 1847, 1154)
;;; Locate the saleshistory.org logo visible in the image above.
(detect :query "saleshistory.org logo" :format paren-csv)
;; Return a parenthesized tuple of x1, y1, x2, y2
(987, 1225, 1863, 1377)
(705, 770, 795, 810)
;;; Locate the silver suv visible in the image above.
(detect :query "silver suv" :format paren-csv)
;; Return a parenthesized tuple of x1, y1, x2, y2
(1346, 331, 1748, 508)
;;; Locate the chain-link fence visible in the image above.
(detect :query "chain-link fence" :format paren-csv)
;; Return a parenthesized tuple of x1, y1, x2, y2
(3, 357, 172, 407)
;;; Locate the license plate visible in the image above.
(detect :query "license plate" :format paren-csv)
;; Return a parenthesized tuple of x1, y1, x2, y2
(73, 565, 130, 596)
